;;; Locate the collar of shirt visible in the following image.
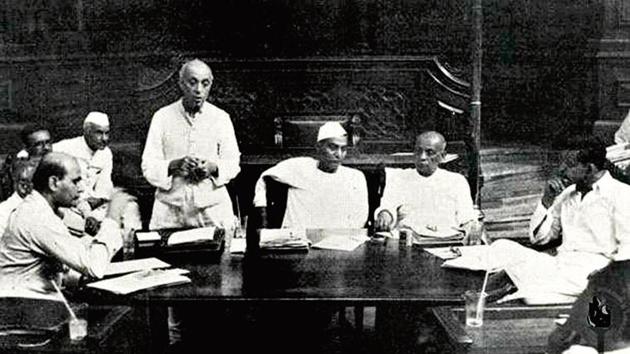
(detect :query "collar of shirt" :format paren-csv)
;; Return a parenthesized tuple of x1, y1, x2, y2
(567, 171, 613, 199)
(177, 99, 206, 125)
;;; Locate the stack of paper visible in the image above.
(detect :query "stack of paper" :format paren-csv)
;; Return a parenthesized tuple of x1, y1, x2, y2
(259, 229, 310, 250)
(87, 268, 191, 295)
(167, 227, 215, 245)
(105, 257, 171, 277)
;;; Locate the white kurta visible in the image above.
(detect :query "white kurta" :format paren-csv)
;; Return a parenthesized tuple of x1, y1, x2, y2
(142, 99, 241, 229)
(253, 157, 368, 229)
(0, 191, 122, 300)
(53, 136, 114, 201)
(489, 172, 630, 303)
(375, 167, 475, 232)
(0, 192, 22, 238)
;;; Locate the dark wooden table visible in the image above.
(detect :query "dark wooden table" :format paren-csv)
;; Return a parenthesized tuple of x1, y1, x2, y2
(433, 304, 571, 354)
(124, 237, 480, 306)
(86, 235, 483, 353)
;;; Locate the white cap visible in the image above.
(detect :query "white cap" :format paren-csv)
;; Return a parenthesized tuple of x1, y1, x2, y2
(84, 112, 109, 127)
(317, 122, 347, 142)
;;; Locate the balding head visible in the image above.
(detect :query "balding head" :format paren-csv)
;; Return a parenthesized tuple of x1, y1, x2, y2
(11, 159, 38, 198)
(178, 59, 214, 114)
(414, 131, 446, 176)
(32, 152, 83, 209)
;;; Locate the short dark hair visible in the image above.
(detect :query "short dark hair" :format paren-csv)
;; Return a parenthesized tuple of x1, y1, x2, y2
(32, 153, 68, 192)
(575, 140, 608, 170)
(20, 123, 49, 146)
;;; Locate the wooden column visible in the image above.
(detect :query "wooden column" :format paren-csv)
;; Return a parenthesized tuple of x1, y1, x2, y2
(470, 0, 483, 207)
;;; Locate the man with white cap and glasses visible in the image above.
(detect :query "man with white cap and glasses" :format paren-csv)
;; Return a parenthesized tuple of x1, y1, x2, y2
(253, 121, 369, 229)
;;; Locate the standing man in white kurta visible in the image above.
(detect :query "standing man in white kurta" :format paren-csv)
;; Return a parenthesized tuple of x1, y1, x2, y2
(488, 143, 630, 304)
(374, 131, 476, 239)
(142, 59, 241, 230)
(253, 122, 368, 229)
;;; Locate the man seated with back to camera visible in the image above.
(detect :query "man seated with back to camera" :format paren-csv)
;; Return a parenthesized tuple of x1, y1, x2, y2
(486, 140, 630, 305)
(0, 152, 134, 300)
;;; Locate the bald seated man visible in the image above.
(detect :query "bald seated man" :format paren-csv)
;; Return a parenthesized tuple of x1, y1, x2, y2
(0, 152, 134, 300)
(253, 121, 368, 229)
(375, 131, 477, 242)
(0, 160, 37, 238)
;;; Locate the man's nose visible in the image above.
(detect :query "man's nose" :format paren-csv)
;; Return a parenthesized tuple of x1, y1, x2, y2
(419, 151, 428, 160)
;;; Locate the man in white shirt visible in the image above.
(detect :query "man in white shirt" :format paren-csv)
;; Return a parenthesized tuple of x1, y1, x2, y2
(142, 59, 241, 350)
(142, 59, 241, 230)
(488, 142, 630, 304)
(0, 160, 37, 238)
(253, 122, 368, 229)
(0, 152, 133, 300)
(374, 131, 476, 240)
(54, 112, 131, 236)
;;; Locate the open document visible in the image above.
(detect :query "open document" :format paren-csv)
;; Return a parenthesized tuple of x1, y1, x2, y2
(87, 268, 191, 295)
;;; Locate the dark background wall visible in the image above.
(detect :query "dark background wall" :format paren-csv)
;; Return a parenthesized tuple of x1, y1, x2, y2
(0, 0, 613, 149)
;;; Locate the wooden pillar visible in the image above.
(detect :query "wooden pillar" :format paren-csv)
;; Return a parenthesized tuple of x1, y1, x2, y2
(470, 0, 483, 207)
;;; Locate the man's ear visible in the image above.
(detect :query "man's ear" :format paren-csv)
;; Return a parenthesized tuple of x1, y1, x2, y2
(48, 175, 59, 192)
(437, 150, 446, 163)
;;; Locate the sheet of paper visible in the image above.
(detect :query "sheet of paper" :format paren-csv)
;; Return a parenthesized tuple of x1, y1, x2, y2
(423, 247, 465, 260)
(105, 257, 171, 276)
(440, 245, 492, 271)
(87, 268, 191, 295)
(168, 227, 215, 245)
(230, 238, 247, 253)
(136, 231, 161, 242)
(311, 234, 370, 251)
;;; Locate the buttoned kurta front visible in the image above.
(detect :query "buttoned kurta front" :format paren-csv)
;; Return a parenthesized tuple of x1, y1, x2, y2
(142, 99, 241, 229)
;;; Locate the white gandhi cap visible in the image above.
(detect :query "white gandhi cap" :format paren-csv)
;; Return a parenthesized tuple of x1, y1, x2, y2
(317, 122, 347, 142)
(84, 112, 109, 126)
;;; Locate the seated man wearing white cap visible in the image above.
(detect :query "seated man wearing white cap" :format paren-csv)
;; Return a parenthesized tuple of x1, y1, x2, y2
(54, 112, 140, 235)
(253, 121, 369, 229)
(374, 131, 476, 240)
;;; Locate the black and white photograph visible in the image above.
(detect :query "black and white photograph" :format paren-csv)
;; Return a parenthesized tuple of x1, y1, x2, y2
(1, 1, 630, 353)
